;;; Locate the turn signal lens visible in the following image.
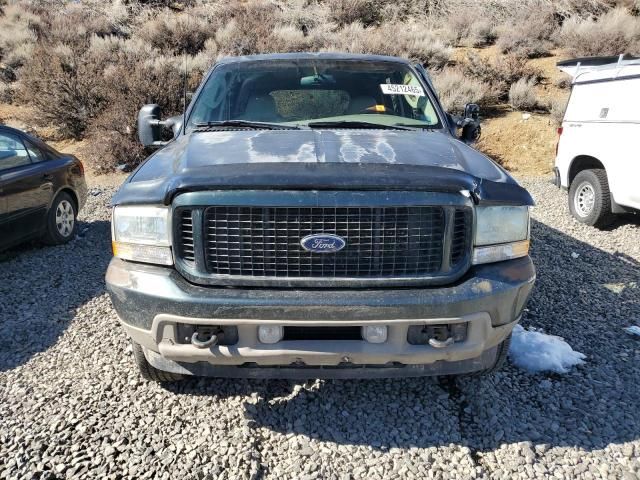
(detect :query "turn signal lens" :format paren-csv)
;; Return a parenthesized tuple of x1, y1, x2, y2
(472, 240, 530, 265)
(112, 241, 173, 266)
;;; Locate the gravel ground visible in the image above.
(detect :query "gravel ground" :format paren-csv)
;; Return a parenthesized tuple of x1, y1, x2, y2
(1, 176, 639, 480)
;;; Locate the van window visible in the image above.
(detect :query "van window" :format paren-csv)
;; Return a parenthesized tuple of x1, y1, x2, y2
(566, 77, 640, 122)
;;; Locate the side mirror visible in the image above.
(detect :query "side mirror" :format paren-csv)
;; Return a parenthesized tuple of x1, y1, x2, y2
(137, 104, 169, 148)
(460, 103, 481, 144)
(164, 115, 183, 138)
(464, 103, 480, 121)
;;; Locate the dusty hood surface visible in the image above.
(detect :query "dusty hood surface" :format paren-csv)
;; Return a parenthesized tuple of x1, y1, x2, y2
(114, 129, 533, 206)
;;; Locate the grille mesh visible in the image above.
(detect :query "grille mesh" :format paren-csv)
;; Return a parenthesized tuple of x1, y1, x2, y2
(178, 209, 195, 264)
(450, 209, 471, 266)
(202, 206, 448, 278)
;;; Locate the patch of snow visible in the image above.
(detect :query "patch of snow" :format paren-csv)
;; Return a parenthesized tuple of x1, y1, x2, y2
(571, 252, 580, 259)
(623, 326, 640, 337)
(509, 325, 586, 374)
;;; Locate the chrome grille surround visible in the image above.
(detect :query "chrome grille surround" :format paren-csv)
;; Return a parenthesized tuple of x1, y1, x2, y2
(172, 191, 474, 288)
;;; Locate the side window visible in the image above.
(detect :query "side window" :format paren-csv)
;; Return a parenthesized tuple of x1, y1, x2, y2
(24, 140, 46, 163)
(0, 133, 31, 172)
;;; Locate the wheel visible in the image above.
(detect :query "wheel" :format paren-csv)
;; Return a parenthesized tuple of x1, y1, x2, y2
(568, 169, 615, 228)
(42, 192, 77, 245)
(131, 340, 183, 382)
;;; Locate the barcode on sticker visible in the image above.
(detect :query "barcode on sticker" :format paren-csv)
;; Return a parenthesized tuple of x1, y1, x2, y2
(380, 84, 424, 96)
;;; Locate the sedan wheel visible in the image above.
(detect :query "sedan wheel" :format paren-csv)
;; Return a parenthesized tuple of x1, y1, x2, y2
(43, 192, 77, 245)
(55, 199, 75, 237)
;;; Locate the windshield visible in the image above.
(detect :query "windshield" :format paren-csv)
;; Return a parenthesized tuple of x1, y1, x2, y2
(187, 59, 443, 130)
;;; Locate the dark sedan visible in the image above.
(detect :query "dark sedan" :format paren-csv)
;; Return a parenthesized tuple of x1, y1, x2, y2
(0, 125, 87, 251)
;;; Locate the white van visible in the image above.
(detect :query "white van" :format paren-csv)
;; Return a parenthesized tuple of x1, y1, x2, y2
(554, 55, 640, 227)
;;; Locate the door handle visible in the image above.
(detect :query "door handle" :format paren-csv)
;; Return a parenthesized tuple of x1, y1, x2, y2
(42, 174, 53, 181)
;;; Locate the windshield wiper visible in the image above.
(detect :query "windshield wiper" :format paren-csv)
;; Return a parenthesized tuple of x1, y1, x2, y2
(307, 120, 417, 131)
(193, 120, 300, 130)
(394, 123, 437, 130)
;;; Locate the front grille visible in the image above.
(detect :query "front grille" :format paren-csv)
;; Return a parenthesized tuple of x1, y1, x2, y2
(172, 192, 473, 287)
(203, 206, 445, 278)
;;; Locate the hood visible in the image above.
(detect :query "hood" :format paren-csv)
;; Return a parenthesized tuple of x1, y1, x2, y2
(114, 129, 533, 206)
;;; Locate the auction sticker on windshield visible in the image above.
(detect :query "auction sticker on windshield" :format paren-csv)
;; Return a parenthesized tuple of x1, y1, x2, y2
(380, 84, 425, 96)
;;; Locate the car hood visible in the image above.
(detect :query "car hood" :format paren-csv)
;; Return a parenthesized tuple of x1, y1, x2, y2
(114, 129, 533, 206)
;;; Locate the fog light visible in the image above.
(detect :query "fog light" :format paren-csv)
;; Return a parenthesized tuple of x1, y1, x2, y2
(362, 325, 388, 343)
(258, 325, 283, 344)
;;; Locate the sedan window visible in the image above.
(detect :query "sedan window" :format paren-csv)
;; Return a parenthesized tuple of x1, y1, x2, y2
(0, 133, 31, 171)
(24, 140, 46, 163)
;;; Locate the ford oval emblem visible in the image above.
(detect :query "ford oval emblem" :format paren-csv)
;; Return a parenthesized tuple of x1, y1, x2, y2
(300, 234, 346, 253)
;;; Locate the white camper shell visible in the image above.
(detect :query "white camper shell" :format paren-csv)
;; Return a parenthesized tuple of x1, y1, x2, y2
(554, 55, 640, 227)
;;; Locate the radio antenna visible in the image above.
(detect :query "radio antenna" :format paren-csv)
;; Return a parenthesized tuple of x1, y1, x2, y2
(182, 51, 188, 134)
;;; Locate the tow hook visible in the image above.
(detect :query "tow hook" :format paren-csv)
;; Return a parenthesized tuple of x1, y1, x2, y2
(191, 331, 219, 349)
(429, 337, 454, 349)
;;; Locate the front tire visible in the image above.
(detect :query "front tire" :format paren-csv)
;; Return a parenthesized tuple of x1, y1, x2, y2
(568, 169, 615, 228)
(42, 192, 77, 245)
(131, 341, 183, 382)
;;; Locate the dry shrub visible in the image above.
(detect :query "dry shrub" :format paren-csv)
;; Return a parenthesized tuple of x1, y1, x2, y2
(463, 53, 541, 100)
(328, 0, 383, 26)
(496, 6, 558, 58)
(0, 80, 13, 103)
(278, 0, 329, 30)
(212, 0, 282, 55)
(328, 22, 452, 69)
(558, 8, 640, 56)
(37, 3, 127, 45)
(0, 5, 39, 70)
(441, 8, 497, 47)
(267, 25, 316, 52)
(19, 43, 105, 139)
(138, 10, 213, 55)
(508, 78, 540, 111)
(431, 68, 493, 114)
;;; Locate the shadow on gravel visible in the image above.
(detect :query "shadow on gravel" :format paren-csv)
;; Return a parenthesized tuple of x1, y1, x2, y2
(0, 220, 112, 372)
(198, 219, 638, 454)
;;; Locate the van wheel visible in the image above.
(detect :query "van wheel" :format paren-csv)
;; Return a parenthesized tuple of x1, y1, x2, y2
(569, 169, 615, 228)
(131, 341, 183, 382)
(42, 192, 77, 245)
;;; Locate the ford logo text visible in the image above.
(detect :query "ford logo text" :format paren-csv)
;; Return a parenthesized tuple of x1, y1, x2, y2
(300, 234, 346, 253)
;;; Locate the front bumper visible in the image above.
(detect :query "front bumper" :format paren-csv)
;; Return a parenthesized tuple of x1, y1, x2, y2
(106, 256, 535, 378)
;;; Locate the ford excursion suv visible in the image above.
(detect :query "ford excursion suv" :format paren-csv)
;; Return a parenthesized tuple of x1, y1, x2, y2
(106, 53, 535, 382)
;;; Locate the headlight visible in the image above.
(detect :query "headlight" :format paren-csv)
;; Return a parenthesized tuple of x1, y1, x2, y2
(111, 205, 173, 265)
(473, 206, 530, 265)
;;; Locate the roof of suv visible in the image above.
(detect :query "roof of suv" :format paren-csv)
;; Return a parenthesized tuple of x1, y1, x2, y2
(215, 52, 413, 65)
